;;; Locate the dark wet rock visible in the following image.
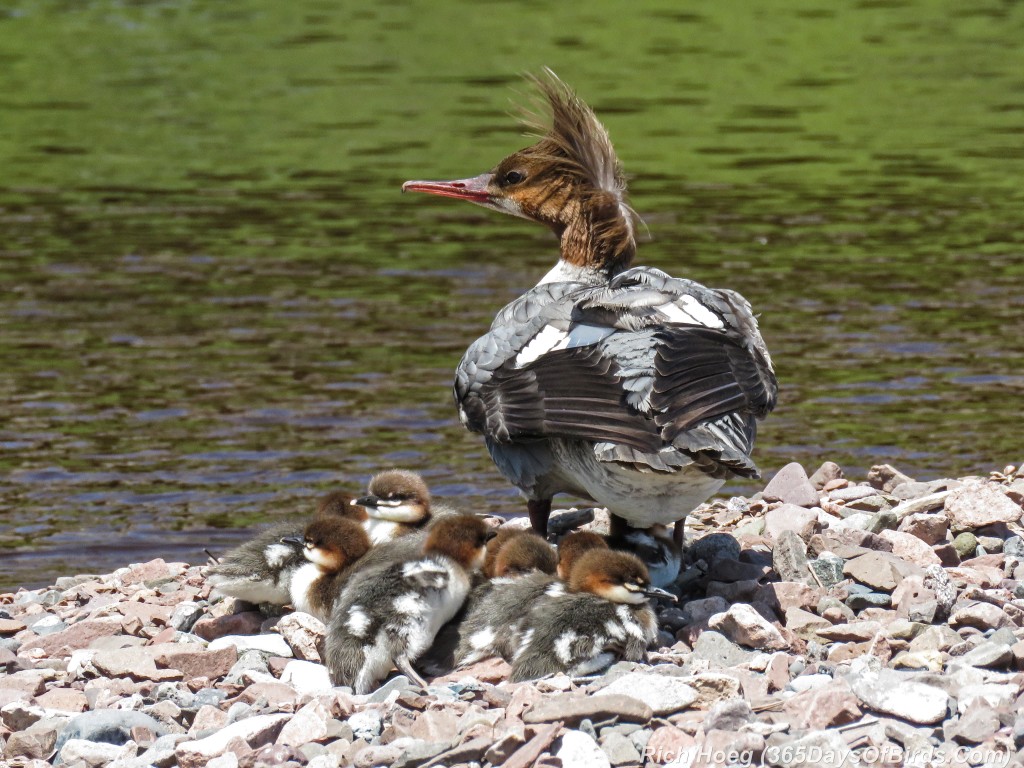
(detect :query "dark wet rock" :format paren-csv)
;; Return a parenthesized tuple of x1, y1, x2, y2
(687, 532, 740, 565)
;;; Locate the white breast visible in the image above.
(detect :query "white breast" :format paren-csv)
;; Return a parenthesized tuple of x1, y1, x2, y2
(288, 562, 321, 615)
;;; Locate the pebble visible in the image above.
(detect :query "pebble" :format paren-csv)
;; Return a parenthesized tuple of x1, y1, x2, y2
(595, 672, 698, 716)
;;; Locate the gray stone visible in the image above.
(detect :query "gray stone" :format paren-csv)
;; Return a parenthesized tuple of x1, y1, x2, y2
(599, 732, 641, 766)
(763, 463, 820, 507)
(945, 702, 1001, 745)
(348, 709, 383, 741)
(848, 669, 949, 725)
(595, 672, 698, 716)
(772, 530, 815, 585)
(703, 699, 753, 731)
(845, 592, 891, 611)
(809, 461, 844, 490)
(809, 553, 845, 588)
(958, 640, 1013, 669)
(946, 480, 1022, 531)
(866, 510, 898, 534)
(170, 603, 204, 633)
(207, 634, 292, 657)
(765, 729, 851, 768)
(1004, 535, 1024, 559)
(765, 504, 819, 541)
(548, 507, 596, 535)
(687, 532, 740, 565)
(524, 693, 653, 725)
(843, 551, 900, 591)
(691, 631, 755, 668)
(55, 710, 167, 755)
(367, 674, 416, 703)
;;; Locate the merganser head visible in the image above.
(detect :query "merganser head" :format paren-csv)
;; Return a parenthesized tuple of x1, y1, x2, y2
(284, 517, 372, 573)
(492, 530, 558, 578)
(316, 490, 368, 523)
(568, 549, 676, 604)
(403, 69, 637, 275)
(354, 469, 431, 524)
(423, 514, 497, 572)
(556, 531, 609, 581)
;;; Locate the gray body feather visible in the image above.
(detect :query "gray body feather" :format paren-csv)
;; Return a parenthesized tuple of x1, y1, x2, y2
(206, 522, 305, 605)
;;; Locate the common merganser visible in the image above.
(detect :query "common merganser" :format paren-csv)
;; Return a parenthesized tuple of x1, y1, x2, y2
(324, 513, 493, 693)
(284, 516, 372, 622)
(509, 549, 672, 681)
(609, 522, 682, 589)
(403, 71, 777, 546)
(453, 526, 609, 669)
(487, 529, 557, 578)
(206, 490, 362, 606)
(355, 469, 435, 545)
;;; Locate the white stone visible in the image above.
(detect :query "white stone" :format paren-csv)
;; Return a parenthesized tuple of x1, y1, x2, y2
(788, 674, 833, 693)
(596, 672, 698, 715)
(61, 738, 135, 768)
(207, 754, 239, 768)
(849, 671, 948, 724)
(708, 604, 788, 651)
(829, 513, 872, 531)
(207, 634, 293, 657)
(348, 709, 383, 741)
(280, 659, 333, 694)
(175, 714, 290, 768)
(276, 699, 330, 746)
(556, 729, 611, 768)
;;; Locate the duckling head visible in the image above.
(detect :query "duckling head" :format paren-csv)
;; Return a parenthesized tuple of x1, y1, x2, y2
(568, 549, 676, 604)
(556, 531, 609, 580)
(424, 514, 496, 572)
(493, 530, 557, 578)
(286, 517, 372, 573)
(316, 490, 368, 523)
(354, 469, 431, 523)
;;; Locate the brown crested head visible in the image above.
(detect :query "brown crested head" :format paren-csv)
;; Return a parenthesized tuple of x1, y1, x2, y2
(493, 531, 558, 578)
(403, 69, 637, 275)
(424, 514, 496, 571)
(300, 517, 372, 572)
(568, 549, 676, 604)
(356, 469, 431, 523)
(483, 526, 520, 578)
(315, 490, 367, 523)
(557, 531, 609, 580)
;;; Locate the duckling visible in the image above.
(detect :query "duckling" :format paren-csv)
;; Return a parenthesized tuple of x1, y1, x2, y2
(284, 517, 372, 622)
(452, 529, 606, 668)
(356, 469, 435, 545)
(324, 514, 492, 693)
(508, 549, 674, 682)
(556, 531, 609, 580)
(491, 529, 557, 578)
(609, 521, 682, 589)
(205, 491, 362, 606)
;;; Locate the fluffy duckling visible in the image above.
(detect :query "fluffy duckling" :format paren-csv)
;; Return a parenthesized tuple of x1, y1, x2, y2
(324, 514, 492, 694)
(356, 469, 435, 545)
(206, 490, 362, 606)
(556, 531, 609, 580)
(491, 530, 557, 578)
(284, 517, 372, 622)
(508, 549, 674, 682)
(453, 529, 607, 668)
(609, 521, 682, 589)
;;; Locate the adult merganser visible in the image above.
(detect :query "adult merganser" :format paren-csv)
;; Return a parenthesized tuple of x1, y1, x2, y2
(284, 516, 372, 622)
(206, 490, 363, 606)
(403, 71, 777, 546)
(509, 549, 672, 681)
(486, 528, 557, 578)
(323, 513, 493, 693)
(355, 469, 435, 545)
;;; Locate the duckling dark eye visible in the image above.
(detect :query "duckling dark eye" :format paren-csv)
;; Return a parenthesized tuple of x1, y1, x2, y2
(503, 170, 525, 185)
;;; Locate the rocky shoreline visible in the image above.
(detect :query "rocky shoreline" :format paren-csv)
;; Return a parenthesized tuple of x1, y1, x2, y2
(2, 461, 1023, 768)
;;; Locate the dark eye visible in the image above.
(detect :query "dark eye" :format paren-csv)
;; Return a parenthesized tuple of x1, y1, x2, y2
(503, 170, 525, 185)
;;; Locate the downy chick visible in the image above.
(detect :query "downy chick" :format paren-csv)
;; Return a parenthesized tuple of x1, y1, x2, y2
(324, 514, 492, 694)
(356, 469, 434, 545)
(491, 529, 557, 578)
(508, 549, 674, 682)
(453, 528, 608, 668)
(284, 516, 372, 622)
(206, 490, 361, 606)
(609, 521, 682, 589)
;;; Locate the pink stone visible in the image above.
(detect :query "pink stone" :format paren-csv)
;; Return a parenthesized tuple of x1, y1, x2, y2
(0, 618, 27, 634)
(946, 480, 1022, 531)
(433, 657, 512, 685)
(762, 463, 820, 508)
(33, 687, 88, 713)
(91, 644, 183, 682)
(191, 611, 265, 641)
(878, 529, 941, 567)
(191, 704, 228, 735)
(708, 604, 789, 651)
(117, 602, 174, 626)
(120, 559, 173, 586)
(237, 681, 299, 711)
(764, 504, 819, 541)
(175, 713, 289, 768)
(275, 699, 330, 746)
(898, 512, 948, 546)
(757, 581, 822, 613)
(783, 681, 862, 730)
(17, 618, 125, 657)
(273, 613, 325, 663)
(645, 725, 696, 766)
(0, 671, 46, 696)
(154, 644, 237, 681)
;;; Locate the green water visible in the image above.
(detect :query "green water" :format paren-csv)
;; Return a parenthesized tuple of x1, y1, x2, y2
(2, 0, 1022, 589)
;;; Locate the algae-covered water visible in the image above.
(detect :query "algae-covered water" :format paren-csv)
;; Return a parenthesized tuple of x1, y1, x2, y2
(2, 0, 1023, 589)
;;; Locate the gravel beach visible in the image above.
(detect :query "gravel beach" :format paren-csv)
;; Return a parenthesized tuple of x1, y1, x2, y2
(2, 461, 1023, 768)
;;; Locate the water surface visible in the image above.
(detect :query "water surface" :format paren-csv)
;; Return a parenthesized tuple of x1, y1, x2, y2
(2, 0, 1023, 589)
